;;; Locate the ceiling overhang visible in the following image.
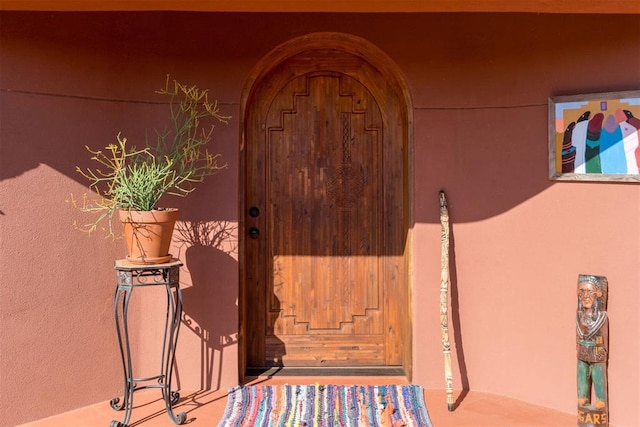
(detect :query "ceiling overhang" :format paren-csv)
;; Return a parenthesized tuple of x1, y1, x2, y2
(1, 0, 639, 13)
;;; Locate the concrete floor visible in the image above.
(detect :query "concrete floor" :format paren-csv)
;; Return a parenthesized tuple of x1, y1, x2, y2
(18, 376, 579, 427)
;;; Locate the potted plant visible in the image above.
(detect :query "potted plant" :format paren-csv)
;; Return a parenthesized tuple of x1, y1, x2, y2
(71, 76, 230, 264)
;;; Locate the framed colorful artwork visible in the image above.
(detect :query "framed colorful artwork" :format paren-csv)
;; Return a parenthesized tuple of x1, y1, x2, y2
(549, 90, 640, 182)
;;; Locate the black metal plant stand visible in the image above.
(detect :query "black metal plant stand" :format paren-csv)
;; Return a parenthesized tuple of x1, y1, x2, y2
(110, 259, 186, 427)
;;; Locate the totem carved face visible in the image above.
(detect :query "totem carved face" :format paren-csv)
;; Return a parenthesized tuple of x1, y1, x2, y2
(578, 282, 601, 310)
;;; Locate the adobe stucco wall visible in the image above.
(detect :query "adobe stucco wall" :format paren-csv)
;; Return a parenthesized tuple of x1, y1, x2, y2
(1, 12, 638, 427)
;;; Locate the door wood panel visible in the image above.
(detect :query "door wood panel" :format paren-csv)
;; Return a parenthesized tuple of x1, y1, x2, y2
(243, 42, 410, 371)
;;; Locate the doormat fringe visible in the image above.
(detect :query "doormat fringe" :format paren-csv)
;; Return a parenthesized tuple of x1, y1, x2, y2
(218, 383, 433, 426)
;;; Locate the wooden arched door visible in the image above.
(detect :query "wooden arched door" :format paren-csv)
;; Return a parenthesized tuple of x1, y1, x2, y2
(241, 33, 412, 375)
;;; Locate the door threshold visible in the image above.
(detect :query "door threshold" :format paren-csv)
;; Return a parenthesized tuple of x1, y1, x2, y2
(245, 366, 406, 377)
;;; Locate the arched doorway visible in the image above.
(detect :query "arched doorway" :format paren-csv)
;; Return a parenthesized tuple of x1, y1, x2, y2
(239, 32, 413, 378)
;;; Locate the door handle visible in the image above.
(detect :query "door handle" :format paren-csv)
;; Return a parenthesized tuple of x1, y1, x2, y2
(249, 227, 260, 239)
(249, 207, 260, 218)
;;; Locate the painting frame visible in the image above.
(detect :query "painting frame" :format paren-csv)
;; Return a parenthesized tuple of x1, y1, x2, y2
(548, 90, 640, 182)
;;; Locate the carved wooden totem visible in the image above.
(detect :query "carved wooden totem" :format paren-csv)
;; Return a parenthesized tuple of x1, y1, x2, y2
(576, 274, 609, 427)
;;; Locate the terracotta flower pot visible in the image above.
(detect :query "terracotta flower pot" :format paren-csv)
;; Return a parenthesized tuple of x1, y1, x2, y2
(118, 209, 179, 265)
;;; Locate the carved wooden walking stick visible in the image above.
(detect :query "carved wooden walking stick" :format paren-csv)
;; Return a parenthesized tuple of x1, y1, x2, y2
(439, 190, 455, 411)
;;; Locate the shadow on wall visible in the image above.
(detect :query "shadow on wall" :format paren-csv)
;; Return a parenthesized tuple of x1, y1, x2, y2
(448, 225, 470, 409)
(174, 220, 238, 390)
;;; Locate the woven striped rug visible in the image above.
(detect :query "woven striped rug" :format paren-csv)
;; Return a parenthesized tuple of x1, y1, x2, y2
(218, 383, 433, 426)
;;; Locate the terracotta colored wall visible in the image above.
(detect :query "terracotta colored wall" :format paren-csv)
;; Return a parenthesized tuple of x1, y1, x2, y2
(1, 12, 638, 427)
